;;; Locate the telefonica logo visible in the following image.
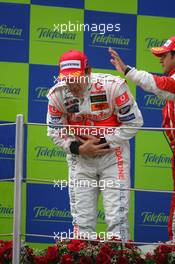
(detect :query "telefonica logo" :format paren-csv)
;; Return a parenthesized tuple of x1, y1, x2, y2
(0, 144, 15, 156)
(145, 37, 166, 49)
(34, 146, 66, 160)
(35, 87, 49, 100)
(0, 84, 21, 97)
(36, 27, 76, 42)
(0, 24, 23, 38)
(33, 206, 106, 222)
(141, 211, 168, 225)
(33, 206, 71, 219)
(143, 153, 171, 166)
(0, 204, 13, 217)
(90, 33, 130, 49)
(144, 94, 165, 108)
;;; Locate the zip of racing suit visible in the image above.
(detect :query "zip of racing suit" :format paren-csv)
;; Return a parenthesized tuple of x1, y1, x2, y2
(47, 73, 143, 240)
(125, 67, 175, 240)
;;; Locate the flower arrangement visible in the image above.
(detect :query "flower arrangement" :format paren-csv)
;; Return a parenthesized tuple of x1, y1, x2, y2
(0, 238, 175, 264)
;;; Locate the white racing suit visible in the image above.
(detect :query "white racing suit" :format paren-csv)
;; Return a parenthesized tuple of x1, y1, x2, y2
(125, 68, 175, 101)
(125, 68, 175, 240)
(47, 73, 143, 240)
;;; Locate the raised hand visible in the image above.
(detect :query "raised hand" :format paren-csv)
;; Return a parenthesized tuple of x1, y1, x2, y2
(108, 47, 127, 74)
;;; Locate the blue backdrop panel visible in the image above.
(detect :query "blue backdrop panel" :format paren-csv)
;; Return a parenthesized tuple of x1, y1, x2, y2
(138, 0, 175, 18)
(84, 10, 136, 69)
(26, 183, 72, 243)
(28, 64, 58, 123)
(0, 3, 30, 62)
(31, 0, 84, 8)
(135, 191, 171, 242)
(136, 88, 164, 127)
(0, 122, 15, 180)
(0, 122, 27, 179)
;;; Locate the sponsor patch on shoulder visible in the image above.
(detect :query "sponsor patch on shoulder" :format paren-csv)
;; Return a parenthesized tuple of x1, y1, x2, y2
(115, 91, 129, 106)
(119, 105, 131, 115)
(49, 105, 62, 116)
(119, 113, 135, 122)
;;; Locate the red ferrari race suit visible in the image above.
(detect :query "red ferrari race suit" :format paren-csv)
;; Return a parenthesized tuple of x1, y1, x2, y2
(47, 73, 143, 240)
(125, 68, 175, 240)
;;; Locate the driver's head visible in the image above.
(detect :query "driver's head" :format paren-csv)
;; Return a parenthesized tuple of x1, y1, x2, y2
(58, 50, 91, 97)
(151, 36, 175, 74)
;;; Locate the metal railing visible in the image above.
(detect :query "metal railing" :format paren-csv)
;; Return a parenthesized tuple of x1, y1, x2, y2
(12, 115, 24, 264)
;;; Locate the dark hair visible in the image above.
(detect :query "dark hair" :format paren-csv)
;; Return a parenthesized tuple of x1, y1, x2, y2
(85, 65, 91, 75)
(170, 51, 175, 57)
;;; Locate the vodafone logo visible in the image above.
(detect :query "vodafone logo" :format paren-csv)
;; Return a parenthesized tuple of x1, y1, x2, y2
(94, 82, 103, 91)
(49, 105, 62, 116)
(120, 94, 127, 102)
(115, 91, 129, 106)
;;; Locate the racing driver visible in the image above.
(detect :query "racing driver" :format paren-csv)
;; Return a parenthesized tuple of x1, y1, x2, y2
(47, 49, 143, 240)
(109, 36, 175, 240)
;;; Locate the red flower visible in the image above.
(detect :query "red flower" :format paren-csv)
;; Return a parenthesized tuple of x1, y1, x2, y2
(157, 244, 172, 254)
(4, 241, 12, 250)
(145, 252, 155, 260)
(79, 256, 93, 264)
(7, 253, 12, 261)
(0, 240, 12, 261)
(155, 253, 167, 264)
(61, 254, 74, 264)
(135, 257, 145, 264)
(0, 239, 174, 264)
(100, 244, 113, 257)
(117, 256, 129, 264)
(67, 239, 86, 252)
(0, 247, 5, 257)
(46, 245, 59, 261)
(114, 249, 127, 256)
(71, 239, 87, 246)
(125, 240, 135, 249)
(34, 255, 48, 264)
(96, 252, 111, 264)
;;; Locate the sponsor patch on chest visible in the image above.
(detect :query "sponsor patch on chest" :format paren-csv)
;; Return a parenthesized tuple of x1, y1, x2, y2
(90, 94, 107, 103)
(91, 102, 109, 111)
